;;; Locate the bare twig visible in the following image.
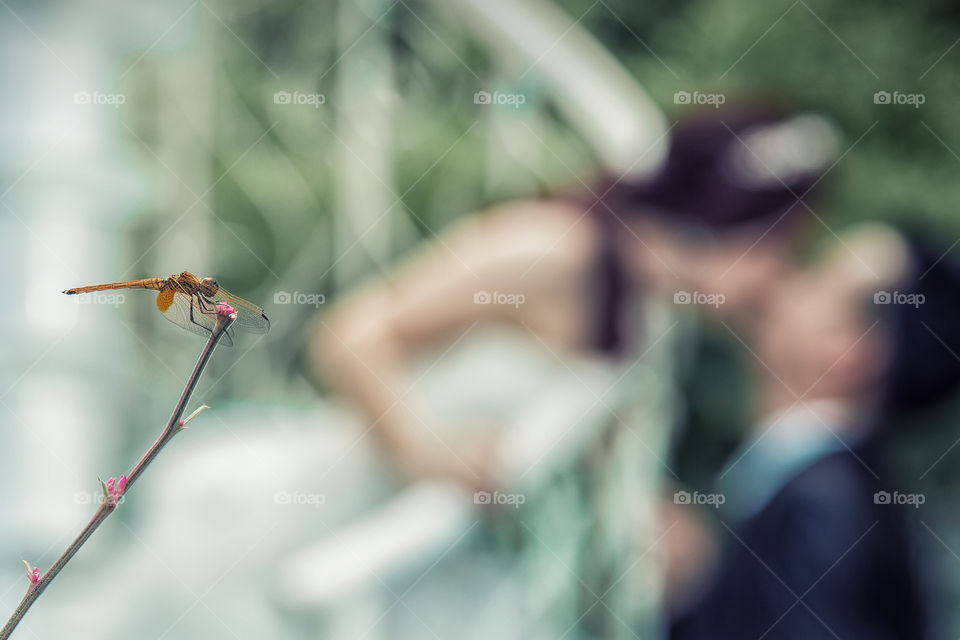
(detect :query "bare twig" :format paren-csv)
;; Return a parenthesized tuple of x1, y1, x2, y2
(0, 309, 237, 640)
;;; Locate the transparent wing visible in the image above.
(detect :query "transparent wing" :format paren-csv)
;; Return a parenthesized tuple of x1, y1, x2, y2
(156, 290, 234, 347)
(205, 288, 271, 334)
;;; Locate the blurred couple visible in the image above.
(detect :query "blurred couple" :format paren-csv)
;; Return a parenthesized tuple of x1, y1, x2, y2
(311, 101, 960, 638)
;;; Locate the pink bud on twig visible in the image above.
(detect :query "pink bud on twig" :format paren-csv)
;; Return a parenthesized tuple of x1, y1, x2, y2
(22, 561, 39, 589)
(216, 302, 236, 316)
(104, 475, 128, 507)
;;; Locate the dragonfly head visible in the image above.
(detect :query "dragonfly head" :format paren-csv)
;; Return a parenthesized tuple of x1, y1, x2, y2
(199, 277, 220, 297)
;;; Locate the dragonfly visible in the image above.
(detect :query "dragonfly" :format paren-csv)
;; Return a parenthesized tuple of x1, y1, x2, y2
(64, 272, 270, 346)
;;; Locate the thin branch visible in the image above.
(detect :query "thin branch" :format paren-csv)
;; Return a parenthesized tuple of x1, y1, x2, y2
(0, 310, 236, 640)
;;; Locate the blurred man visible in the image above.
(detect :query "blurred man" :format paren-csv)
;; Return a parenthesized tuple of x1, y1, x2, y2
(669, 222, 960, 639)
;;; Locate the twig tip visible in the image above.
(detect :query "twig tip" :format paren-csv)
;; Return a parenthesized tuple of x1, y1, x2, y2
(22, 561, 40, 587)
(178, 404, 211, 429)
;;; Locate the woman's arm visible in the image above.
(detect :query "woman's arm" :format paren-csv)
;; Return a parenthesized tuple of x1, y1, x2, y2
(310, 198, 594, 484)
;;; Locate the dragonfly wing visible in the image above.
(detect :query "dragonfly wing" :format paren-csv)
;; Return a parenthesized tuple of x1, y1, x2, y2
(156, 290, 234, 347)
(208, 289, 271, 334)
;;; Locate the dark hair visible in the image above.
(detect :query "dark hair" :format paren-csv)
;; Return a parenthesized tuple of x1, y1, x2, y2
(583, 100, 839, 355)
(589, 102, 837, 234)
(880, 233, 960, 413)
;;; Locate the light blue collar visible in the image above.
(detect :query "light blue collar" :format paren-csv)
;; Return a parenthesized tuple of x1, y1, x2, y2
(718, 401, 861, 522)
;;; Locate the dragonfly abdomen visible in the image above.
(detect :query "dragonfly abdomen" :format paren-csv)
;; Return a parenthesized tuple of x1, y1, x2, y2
(63, 278, 166, 295)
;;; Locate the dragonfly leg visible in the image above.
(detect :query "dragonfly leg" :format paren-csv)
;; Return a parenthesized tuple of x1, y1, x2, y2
(190, 295, 229, 331)
(188, 297, 215, 331)
(190, 295, 234, 345)
(194, 295, 219, 316)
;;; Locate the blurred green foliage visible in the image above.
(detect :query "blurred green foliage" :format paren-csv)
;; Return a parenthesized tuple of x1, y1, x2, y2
(572, 0, 960, 230)
(175, 0, 960, 294)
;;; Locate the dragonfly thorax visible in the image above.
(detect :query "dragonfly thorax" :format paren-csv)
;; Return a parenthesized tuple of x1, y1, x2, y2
(170, 272, 219, 298)
(198, 277, 219, 297)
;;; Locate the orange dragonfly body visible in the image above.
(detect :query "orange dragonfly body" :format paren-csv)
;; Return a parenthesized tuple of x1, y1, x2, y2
(64, 272, 270, 346)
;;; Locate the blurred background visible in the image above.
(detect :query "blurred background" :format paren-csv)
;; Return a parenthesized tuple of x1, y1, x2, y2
(2, 0, 960, 638)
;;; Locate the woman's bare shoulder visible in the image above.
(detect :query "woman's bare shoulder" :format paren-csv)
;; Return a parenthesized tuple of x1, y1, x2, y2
(446, 197, 600, 272)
